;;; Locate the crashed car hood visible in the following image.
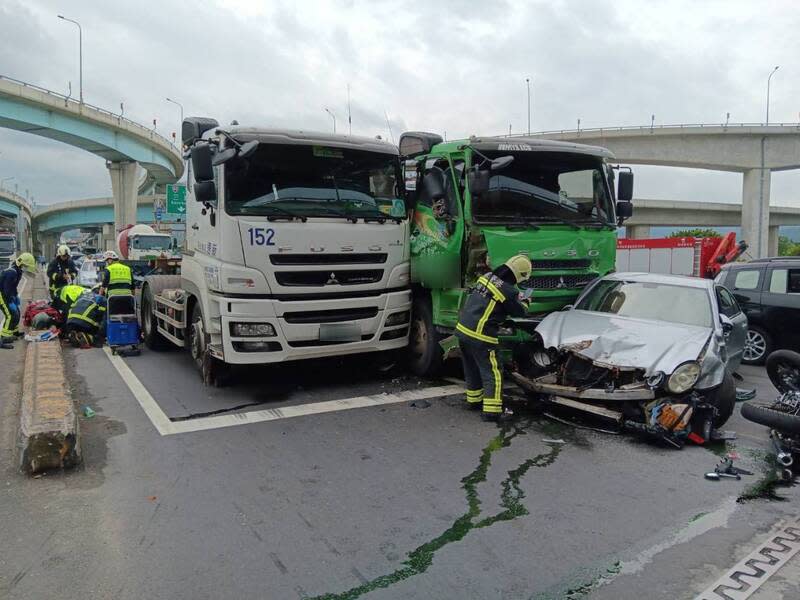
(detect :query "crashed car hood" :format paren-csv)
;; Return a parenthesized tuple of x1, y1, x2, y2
(536, 310, 711, 375)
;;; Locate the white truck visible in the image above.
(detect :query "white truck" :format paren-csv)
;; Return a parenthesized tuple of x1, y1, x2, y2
(140, 118, 412, 384)
(117, 224, 173, 260)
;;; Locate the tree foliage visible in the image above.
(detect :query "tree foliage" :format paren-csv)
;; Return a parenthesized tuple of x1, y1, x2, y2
(668, 228, 722, 239)
(778, 236, 800, 256)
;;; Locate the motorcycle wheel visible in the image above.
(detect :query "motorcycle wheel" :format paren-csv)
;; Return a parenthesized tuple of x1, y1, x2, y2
(741, 401, 800, 434)
(766, 349, 800, 394)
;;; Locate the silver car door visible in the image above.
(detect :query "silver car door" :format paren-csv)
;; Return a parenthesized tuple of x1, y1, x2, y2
(716, 285, 747, 371)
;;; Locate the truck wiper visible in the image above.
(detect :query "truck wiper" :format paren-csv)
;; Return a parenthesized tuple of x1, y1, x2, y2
(530, 217, 582, 230)
(504, 216, 541, 231)
(359, 208, 404, 224)
(261, 204, 308, 222)
(315, 205, 359, 223)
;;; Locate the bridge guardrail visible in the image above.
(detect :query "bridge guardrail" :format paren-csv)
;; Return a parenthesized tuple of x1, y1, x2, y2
(506, 121, 800, 137)
(0, 74, 179, 152)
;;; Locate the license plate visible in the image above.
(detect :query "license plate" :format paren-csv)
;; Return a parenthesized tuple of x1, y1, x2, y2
(319, 323, 361, 342)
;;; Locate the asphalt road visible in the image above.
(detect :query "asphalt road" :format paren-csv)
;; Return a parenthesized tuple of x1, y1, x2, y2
(1, 341, 799, 599)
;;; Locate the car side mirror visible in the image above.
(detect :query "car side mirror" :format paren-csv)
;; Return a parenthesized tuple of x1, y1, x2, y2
(468, 169, 490, 197)
(617, 170, 634, 201)
(422, 169, 446, 201)
(191, 143, 214, 182)
(616, 200, 633, 223)
(194, 180, 217, 203)
(720, 314, 734, 334)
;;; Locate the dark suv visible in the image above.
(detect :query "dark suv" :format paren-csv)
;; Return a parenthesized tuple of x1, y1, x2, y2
(716, 257, 800, 365)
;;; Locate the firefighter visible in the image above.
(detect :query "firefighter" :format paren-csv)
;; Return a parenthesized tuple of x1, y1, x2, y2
(46, 245, 78, 300)
(66, 292, 107, 347)
(0, 253, 37, 347)
(455, 255, 532, 422)
(52, 283, 86, 317)
(100, 251, 134, 297)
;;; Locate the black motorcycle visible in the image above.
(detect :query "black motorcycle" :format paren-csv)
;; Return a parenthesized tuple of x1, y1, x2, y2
(740, 350, 800, 481)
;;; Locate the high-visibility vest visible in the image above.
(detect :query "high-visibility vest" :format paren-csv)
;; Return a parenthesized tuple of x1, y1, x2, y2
(67, 295, 106, 328)
(105, 262, 133, 296)
(59, 284, 86, 308)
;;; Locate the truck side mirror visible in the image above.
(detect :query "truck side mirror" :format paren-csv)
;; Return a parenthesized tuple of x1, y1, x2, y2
(617, 170, 634, 201)
(191, 143, 215, 182)
(616, 200, 633, 223)
(422, 169, 446, 201)
(468, 169, 490, 197)
(194, 180, 217, 203)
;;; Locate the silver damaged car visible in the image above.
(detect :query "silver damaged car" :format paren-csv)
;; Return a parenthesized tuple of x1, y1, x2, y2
(513, 272, 748, 440)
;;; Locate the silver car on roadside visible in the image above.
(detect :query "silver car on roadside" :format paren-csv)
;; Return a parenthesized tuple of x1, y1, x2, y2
(519, 272, 748, 430)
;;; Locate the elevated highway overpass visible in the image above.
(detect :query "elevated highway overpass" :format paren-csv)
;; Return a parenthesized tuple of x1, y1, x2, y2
(518, 123, 800, 257)
(0, 187, 33, 252)
(34, 195, 161, 256)
(0, 75, 182, 236)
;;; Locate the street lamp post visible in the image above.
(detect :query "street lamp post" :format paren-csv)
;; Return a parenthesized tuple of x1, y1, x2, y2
(58, 15, 83, 104)
(166, 97, 184, 138)
(324, 108, 337, 133)
(526, 78, 531, 135)
(766, 66, 779, 124)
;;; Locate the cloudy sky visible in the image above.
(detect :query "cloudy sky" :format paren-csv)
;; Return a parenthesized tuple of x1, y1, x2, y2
(1, 0, 799, 207)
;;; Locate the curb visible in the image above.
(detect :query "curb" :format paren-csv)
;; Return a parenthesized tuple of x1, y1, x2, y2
(17, 341, 81, 474)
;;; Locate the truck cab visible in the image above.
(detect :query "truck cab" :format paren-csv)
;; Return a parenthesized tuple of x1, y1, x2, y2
(144, 119, 411, 378)
(400, 133, 633, 375)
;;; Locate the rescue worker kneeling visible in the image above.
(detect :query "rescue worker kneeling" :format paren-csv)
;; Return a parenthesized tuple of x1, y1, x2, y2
(66, 293, 107, 347)
(52, 283, 86, 317)
(455, 255, 532, 422)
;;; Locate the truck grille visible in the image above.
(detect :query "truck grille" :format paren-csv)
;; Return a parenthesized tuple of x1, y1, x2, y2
(270, 253, 387, 266)
(530, 259, 591, 270)
(275, 270, 384, 287)
(283, 307, 379, 324)
(287, 334, 373, 348)
(520, 273, 597, 290)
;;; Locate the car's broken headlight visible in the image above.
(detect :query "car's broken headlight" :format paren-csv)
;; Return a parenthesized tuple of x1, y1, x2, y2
(667, 361, 701, 394)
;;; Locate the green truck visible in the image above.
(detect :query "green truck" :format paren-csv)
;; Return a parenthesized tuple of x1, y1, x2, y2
(400, 133, 634, 376)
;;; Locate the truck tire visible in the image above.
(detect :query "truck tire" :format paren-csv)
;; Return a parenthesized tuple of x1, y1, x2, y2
(408, 297, 443, 377)
(742, 325, 772, 366)
(188, 302, 206, 373)
(766, 349, 800, 394)
(741, 401, 800, 434)
(141, 283, 170, 351)
(704, 371, 736, 428)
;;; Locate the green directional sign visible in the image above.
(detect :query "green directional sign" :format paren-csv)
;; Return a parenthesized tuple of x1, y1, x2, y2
(166, 184, 187, 215)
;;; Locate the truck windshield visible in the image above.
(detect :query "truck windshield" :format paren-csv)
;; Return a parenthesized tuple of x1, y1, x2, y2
(225, 144, 405, 219)
(0, 238, 15, 254)
(576, 280, 713, 328)
(131, 235, 170, 250)
(472, 151, 614, 226)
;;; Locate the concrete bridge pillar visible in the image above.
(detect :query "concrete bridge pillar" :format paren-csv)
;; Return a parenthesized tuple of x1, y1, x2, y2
(101, 224, 115, 251)
(107, 161, 139, 241)
(41, 234, 58, 259)
(625, 224, 651, 239)
(741, 168, 771, 259)
(768, 225, 780, 258)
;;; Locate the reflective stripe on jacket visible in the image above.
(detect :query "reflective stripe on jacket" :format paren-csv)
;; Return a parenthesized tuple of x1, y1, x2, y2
(67, 294, 106, 328)
(104, 262, 133, 296)
(455, 272, 526, 345)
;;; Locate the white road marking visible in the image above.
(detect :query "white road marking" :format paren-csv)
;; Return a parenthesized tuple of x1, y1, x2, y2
(168, 384, 464, 435)
(103, 346, 175, 435)
(695, 516, 800, 600)
(102, 346, 464, 435)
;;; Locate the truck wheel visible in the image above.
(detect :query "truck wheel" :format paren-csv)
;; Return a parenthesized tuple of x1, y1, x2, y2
(141, 284, 169, 351)
(188, 302, 206, 373)
(742, 325, 772, 366)
(408, 297, 443, 377)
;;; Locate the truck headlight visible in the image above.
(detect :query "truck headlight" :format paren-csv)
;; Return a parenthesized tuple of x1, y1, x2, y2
(231, 322, 276, 337)
(667, 362, 701, 394)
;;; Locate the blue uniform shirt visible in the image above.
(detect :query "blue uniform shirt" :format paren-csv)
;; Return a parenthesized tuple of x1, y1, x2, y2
(0, 265, 21, 303)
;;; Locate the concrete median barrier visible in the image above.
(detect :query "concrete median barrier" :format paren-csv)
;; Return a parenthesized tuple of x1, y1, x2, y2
(17, 341, 81, 474)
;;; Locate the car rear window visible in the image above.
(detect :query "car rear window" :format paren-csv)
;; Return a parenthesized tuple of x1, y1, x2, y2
(769, 268, 800, 294)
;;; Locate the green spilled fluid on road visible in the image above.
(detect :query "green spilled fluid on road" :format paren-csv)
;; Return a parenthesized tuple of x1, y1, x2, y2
(308, 420, 563, 600)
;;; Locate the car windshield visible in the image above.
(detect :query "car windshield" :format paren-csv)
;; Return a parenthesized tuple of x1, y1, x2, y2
(131, 235, 170, 250)
(472, 151, 614, 226)
(576, 279, 713, 327)
(225, 143, 405, 219)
